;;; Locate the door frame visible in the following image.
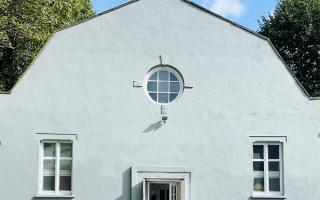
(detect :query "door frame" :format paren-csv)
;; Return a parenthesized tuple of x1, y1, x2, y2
(131, 167, 193, 200)
(145, 180, 181, 200)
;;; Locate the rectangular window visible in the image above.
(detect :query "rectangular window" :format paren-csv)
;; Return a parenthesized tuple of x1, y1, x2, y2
(39, 141, 73, 195)
(252, 143, 283, 197)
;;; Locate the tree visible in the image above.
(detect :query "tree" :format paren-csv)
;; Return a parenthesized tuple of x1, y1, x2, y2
(0, 0, 95, 91)
(259, 0, 320, 97)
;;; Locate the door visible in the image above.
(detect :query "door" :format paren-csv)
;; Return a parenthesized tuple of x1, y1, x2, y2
(149, 183, 169, 200)
(146, 182, 181, 200)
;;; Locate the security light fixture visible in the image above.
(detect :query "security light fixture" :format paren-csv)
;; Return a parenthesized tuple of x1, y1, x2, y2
(161, 105, 168, 124)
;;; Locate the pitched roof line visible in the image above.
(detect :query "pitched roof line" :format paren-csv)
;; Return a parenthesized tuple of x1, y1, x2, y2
(0, 0, 141, 95)
(56, 0, 141, 33)
(182, 0, 313, 100)
(0, 0, 315, 100)
(182, 0, 269, 40)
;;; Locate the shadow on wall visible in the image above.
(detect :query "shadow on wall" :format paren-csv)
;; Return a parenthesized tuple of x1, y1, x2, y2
(143, 120, 163, 133)
(116, 168, 132, 200)
(116, 168, 143, 200)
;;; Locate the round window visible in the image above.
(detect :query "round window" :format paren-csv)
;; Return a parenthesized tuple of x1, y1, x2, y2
(145, 66, 183, 104)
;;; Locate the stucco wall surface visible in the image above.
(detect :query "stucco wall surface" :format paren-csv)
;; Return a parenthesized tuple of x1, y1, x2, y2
(1, 0, 320, 200)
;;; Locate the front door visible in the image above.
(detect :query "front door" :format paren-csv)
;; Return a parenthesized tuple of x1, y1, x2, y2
(149, 183, 169, 200)
(147, 182, 179, 200)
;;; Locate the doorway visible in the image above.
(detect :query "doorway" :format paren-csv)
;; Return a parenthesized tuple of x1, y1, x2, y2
(149, 183, 169, 200)
(146, 182, 180, 200)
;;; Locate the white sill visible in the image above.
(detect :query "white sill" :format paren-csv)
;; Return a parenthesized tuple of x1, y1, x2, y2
(251, 195, 287, 199)
(34, 195, 75, 198)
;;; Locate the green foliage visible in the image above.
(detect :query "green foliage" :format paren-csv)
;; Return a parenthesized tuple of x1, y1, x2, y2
(259, 0, 320, 97)
(0, 0, 95, 91)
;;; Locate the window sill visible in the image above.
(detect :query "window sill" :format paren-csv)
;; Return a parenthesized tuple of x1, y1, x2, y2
(34, 195, 75, 199)
(251, 195, 286, 199)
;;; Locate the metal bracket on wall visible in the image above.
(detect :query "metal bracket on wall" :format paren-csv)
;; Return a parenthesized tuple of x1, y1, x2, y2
(184, 82, 194, 89)
(133, 81, 143, 88)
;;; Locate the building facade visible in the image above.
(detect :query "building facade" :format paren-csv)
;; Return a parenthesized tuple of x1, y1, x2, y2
(1, 0, 319, 200)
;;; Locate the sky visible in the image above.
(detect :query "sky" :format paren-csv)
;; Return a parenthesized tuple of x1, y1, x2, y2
(91, 0, 278, 31)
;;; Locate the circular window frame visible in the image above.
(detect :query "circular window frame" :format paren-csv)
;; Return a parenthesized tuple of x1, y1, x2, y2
(144, 65, 184, 105)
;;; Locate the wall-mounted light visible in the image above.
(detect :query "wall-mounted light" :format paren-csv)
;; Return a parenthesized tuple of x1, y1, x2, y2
(161, 105, 168, 124)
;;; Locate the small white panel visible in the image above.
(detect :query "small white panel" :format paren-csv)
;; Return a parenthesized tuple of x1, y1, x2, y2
(250, 136, 287, 143)
(35, 133, 77, 141)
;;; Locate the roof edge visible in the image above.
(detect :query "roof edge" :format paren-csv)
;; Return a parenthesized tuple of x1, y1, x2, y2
(0, 91, 11, 94)
(4, 34, 56, 95)
(266, 43, 315, 99)
(0, 0, 316, 100)
(182, 0, 314, 100)
(182, 0, 269, 41)
(266, 38, 314, 100)
(56, 0, 141, 33)
(0, 0, 140, 95)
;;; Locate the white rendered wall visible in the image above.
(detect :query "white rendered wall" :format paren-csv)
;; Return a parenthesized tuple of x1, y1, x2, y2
(1, 0, 320, 199)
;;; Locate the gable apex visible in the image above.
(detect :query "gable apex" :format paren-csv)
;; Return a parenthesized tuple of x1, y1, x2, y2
(0, 0, 313, 100)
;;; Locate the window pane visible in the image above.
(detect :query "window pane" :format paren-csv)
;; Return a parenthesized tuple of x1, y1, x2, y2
(60, 176, 72, 191)
(159, 70, 169, 80)
(150, 184, 169, 200)
(160, 190, 165, 200)
(170, 82, 180, 93)
(268, 145, 279, 159)
(269, 161, 280, 171)
(269, 178, 280, 192)
(158, 93, 168, 103)
(60, 143, 72, 157)
(44, 143, 55, 157)
(149, 72, 157, 80)
(159, 82, 169, 92)
(253, 161, 264, 171)
(147, 82, 157, 92)
(253, 145, 264, 159)
(60, 160, 72, 171)
(170, 73, 178, 81)
(170, 93, 178, 101)
(149, 93, 157, 101)
(254, 178, 264, 191)
(44, 160, 55, 171)
(43, 176, 55, 191)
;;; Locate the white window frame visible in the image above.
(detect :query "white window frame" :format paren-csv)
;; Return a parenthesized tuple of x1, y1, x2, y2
(131, 167, 192, 200)
(250, 136, 287, 199)
(144, 65, 184, 105)
(38, 140, 73, 197)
